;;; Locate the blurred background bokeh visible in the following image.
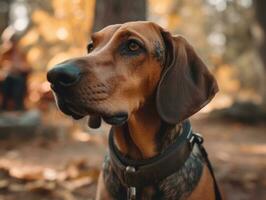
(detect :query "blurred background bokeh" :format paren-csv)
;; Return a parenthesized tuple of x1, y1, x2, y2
(0, 0, 265, 199)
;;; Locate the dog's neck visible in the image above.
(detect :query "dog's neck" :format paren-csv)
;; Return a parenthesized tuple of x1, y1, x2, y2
(108, 99, 205, 199)
(113, 99, 181, 159)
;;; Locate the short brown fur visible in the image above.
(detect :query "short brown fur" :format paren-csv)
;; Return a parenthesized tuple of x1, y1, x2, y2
(48, 21, 219, 200)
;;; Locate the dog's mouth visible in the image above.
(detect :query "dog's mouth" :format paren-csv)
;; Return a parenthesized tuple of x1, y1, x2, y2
(51, 85, 128, 126)
(56, 97, 86, 119)
(58, 98, 128, 126)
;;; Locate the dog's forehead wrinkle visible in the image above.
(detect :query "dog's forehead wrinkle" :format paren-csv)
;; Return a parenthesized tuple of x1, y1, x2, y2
(108, 23, 161, 46)
(90, 42, 113, 56)
(115, 28, 144, 40)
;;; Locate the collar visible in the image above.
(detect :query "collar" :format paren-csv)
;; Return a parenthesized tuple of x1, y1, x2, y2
(108, 120, 194, 188)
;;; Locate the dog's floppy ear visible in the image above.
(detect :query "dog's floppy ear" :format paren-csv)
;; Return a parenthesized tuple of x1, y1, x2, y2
(156, 29, 218, 124)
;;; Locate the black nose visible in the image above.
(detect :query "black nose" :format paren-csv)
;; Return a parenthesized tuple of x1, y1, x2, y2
(47, 64, 81, 87)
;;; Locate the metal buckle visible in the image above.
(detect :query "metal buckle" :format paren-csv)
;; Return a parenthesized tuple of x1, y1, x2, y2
(126, 166, 136, 200)
(188, 132, 204, 144)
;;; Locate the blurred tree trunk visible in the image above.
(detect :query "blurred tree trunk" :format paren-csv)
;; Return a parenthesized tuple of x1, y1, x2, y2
(0, 0, 10, 36)
(92, 0, 146, 32)
(254, 0, 266, 107)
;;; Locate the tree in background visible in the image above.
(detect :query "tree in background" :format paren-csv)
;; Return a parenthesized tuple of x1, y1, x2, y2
(254, 0, 266, 107)
(0, 0, 10, 36)
(93, 0, 146, 32)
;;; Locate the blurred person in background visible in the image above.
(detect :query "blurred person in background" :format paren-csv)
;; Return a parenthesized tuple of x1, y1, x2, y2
(0, 27, 31, 111)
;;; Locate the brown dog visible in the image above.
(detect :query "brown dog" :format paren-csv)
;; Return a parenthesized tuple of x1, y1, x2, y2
(47, 21, 220, 200)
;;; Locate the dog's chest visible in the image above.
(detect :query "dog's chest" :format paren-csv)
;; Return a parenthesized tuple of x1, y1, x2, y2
(102, 151, 204, 200)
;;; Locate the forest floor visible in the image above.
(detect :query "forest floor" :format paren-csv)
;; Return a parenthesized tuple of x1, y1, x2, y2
(0, 112, 265, 200)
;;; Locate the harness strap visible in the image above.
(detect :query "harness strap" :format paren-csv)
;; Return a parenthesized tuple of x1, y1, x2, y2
(190, 133, 222, 200)
(197, 143, 222, 200)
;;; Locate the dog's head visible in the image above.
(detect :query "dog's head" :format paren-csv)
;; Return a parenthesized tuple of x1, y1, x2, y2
(47, 21, 218, 127)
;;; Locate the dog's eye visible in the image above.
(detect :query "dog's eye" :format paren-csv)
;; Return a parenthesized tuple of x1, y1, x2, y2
(87, 42, 94, 53)
(127, 40, 140, 52)
(120, 39, 145, 56)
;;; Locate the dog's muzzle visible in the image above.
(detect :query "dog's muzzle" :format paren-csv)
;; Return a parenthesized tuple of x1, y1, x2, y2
(47, 63, 128, 125)
(47, 63, 86, 119)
